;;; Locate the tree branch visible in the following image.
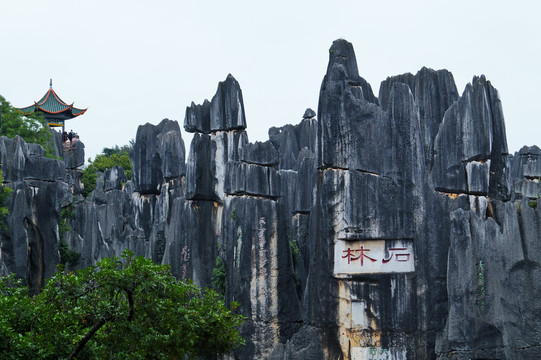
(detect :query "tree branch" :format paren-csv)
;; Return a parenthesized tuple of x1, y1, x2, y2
(127, 290, 134, 322)
(68, 317, 107, 360)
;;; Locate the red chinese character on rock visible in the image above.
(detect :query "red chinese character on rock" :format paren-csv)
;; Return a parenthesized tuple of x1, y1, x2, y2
(342, 248, 359, 264)
(382, 248, 410, 263)
(342, 246, 377, 266)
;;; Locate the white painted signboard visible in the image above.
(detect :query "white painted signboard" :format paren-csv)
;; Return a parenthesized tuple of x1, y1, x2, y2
(334, 239, 414, 276)
(351, 346, 406, 360)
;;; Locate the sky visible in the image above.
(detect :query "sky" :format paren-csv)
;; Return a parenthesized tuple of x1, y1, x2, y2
(1, 1, 540, 162)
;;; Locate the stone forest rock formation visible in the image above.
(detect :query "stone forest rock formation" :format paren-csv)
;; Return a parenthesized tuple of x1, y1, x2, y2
(1, 39, 540, 359)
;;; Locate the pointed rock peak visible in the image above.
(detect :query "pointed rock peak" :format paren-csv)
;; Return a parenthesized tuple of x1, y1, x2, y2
(303, 108, 316, 119)
(329, 39, 356, 59)
(326, 39, 360, 82)
(461, 81, 474, 96)
(471, 74, 498, 95)
(217, 73, 242, 93)
(209, 74, 247, 132)
(412, 67, 458, 96)
(418, 66, 436, 75)
(414, 66, 456, 83)
(222, 73, 241, 89)
(323, 39, 378, 104)
(473, 74, 488, 85)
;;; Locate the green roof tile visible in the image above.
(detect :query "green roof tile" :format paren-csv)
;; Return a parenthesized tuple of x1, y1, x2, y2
(16, 84, 87, 122)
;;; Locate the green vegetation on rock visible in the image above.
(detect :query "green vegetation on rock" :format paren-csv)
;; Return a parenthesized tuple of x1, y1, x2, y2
(0, 95, 56, 159)
(82, 144, 133, 197)
(289, 240, 300, 268)
(212, 256, 226, 296)
(58, 205, 80, 267)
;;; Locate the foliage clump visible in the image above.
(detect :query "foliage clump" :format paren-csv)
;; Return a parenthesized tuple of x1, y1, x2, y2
(58, 205, 80, 267)
(0, 95, 56, 159)
(82, 143, 133, 197)
(212, 256, 226, 296)
(0, 250, 245, 359)
(475, 260, 486, 309)
(289, 240, 300, 268)
(59, 240, 80, 267)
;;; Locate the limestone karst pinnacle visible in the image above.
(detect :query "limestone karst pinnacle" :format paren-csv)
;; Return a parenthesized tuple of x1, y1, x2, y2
(0, 39, 539, 359)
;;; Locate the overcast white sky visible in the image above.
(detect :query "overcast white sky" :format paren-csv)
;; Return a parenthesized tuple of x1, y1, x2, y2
(2, 1, 540, 161)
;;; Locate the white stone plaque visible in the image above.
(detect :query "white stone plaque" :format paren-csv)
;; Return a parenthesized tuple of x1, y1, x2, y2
(351, 347, 406, 360)
(334, 239, 414, 276)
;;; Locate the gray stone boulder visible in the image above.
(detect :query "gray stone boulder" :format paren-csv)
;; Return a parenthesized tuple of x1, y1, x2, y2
(104, 166, 127, 191)
(131, 119, 185, 194)
(511, 145, 541, 200)
(184, 100, 211, 134)
(0, 136, 64, 182)
(240, 141, 279, 166)
(185, 133, 218, 201)
(225, 161, 280, 198)
(302, 108, 316, 119)
(64, 140, 85, 169)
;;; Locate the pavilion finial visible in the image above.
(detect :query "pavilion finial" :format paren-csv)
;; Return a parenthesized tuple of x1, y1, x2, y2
(50, 79, 52, 89)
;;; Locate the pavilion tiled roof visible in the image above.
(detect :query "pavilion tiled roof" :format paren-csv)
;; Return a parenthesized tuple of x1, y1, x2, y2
(17, 80, 87, 121)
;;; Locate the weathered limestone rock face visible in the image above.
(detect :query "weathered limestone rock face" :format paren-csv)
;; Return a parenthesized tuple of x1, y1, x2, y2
(130, 119, 185, 194)
(184, 74, 247, 134)
(435, 201, 541, 360)
(511, 145, 541, 200)
(64, 140, 85, 169)
(1, 39, 540, 359)
(0, 136, 66, 293)
(433, 75, 511, 201)
(379, 67, 459, 169)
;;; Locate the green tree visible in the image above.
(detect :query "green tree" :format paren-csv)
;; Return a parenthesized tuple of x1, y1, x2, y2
(0, 274, 39, 358)
(0, 95, 56, 159)
(0, 250, 245, 359)
(82, 146, 133, 196)
(101, 140, 134, 157)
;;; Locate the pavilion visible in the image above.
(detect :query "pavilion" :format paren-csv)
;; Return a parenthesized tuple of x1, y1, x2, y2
(17, 79, 87, 133)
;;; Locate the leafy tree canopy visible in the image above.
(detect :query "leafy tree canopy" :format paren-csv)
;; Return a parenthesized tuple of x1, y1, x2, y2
(101, 140, 134, 157)
(0, 250, 245, 359)
(0, 95, 56, 159)
(82, 143, 133, 197)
